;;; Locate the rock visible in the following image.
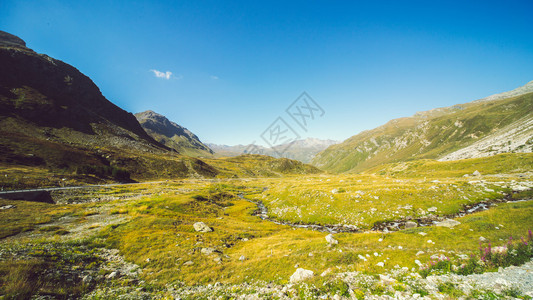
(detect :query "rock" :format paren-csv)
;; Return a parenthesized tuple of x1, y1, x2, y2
(418, 232, 427, 236)
(436, 219, 461, 228)
(479, 236, 487, 242)
(107, 271, 119, 279)
(472, 170, 481, 176)
(290, 268, 314, 283)
(325, 234, 338, 245)
(358, 254, 367, 261)
(82, 275, 93, 284)
(193, 222, 212, 232)
(201, 247, 216, 255)
(331, 188, 338, 194)
(427, 207, 438, 212)
(379, 274, 395, 284)
(239, 255, 246, 261)
(376, 262, 384, 267)
(183, 260, 194, 266)
(416, 251, 425, 256)
(0, 205, 16, 210)
(213, 257, 222, 263)
(405, 221, 417, 229)
(320, 268, 333, 277)
(415, 260, 422, 266)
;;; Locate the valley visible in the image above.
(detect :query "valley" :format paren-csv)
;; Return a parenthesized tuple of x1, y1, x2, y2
(1, 29, 533, 299)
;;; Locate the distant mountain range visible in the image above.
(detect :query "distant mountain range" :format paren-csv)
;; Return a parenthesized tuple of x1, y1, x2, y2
(312, 81, 533, 173)
(135, 110, 213, 157)
(208, 138, 339, 163)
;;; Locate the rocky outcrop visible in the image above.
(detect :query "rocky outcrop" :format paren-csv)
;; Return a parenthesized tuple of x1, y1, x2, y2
(135, 110, 213, 157)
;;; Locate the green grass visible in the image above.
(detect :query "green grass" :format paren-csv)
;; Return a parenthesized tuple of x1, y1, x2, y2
(1, 170, 531, 297)
(313, 92, 533, 173)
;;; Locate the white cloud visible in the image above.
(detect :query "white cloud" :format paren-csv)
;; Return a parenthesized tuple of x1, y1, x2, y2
(150, 69, 173, 80)
(210, 75, 219, 80)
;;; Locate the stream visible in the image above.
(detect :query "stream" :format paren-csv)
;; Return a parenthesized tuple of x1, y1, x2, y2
(238, 192, 531, 234)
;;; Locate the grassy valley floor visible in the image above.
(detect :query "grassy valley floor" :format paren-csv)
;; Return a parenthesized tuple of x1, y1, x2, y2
(1, 155, 533, 299)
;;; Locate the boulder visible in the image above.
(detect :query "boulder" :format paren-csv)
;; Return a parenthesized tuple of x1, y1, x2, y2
(290, 268, 314, 283)
(436, 219, 461, 228)
(106, 271, 119, 279)
(201, 247, 216, 255)
(325, 234, 338, 245)
(405, 221, 417, 229)
(193, 222, 212, 232)
(472, 170, 481, 176)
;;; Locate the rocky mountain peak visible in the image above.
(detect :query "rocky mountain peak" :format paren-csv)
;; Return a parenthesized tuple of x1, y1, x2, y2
(0, 31, 28, 49)
(135, 110, 214, 156)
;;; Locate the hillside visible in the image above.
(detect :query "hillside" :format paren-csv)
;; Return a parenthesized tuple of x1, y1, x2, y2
(312, 82, 533, 173)
(208, 138, 338, 163)
(135, 110, 213, 157)
(0, 31, 320, 189)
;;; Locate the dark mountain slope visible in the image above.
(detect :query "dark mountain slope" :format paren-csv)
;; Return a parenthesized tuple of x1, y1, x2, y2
(135, 110, 213, 157)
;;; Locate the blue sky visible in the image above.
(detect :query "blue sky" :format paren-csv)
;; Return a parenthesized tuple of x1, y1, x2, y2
(1, 0, 532, 146)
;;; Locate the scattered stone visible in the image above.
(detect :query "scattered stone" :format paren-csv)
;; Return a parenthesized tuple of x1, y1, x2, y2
(239, 255, 246, 261)
(289, 268, 314, 283)
(213, 257, 222, 263)
(479, 236, 487, 242)
(107, 271, 119, 279)
(427, 207, 438, 212)
(472, 170, 481, 176)
(82, 275, 93, 283)
(201, 248, 216, 255)
(436, 219, 461, 228)
(0, 205, 15, 210)
(320, 268, 333, 277)
(416, 251, 425, 256)
(193, 222, 212, 233)
(358, 254, 367, 261)
(418, 232, 427, 236)
(379, 274, 395, 284)
(325, 234, 338, 245)
(376, 262, 384, 267)
(183, 261, 194, 266)
(415, 260, 422, 266)
(405, 221, 417, 229)
(331, 188, 338, 194)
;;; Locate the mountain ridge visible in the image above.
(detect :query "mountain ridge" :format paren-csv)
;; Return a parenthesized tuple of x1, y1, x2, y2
(312, 82, 533, 173)
(208, 138, 339, 163)
(135, 110, 213, 157)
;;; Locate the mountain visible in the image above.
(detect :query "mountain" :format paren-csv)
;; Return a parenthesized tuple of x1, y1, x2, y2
(0, 31, 173, 177)
(474, 80, 533, 102)
(135, 110, 213, 157)
(208, 138, 339, 163)
(312, 81, 533, 173)
(0, 31, 322, 188)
